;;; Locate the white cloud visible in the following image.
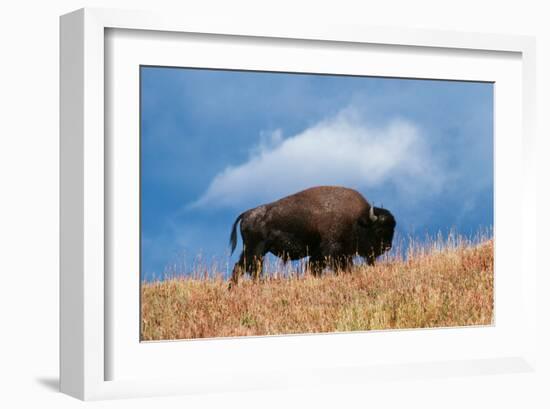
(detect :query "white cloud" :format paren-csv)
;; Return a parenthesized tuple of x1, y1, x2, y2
(190, 106, 446, 209)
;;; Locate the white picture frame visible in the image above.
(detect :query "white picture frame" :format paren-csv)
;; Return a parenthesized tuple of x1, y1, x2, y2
(60, 7, 537, 401)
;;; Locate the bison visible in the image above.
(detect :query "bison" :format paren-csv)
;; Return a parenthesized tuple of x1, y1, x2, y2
(228, 186, 396, 287)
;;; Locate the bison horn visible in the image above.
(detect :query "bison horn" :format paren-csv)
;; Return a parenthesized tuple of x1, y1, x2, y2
(369, 206, 378, 222)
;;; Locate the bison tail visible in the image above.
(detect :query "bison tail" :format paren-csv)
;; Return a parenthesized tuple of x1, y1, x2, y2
(229, 212, 245, 255)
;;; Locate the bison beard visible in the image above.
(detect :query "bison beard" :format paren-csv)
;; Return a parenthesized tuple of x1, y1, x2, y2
(228, 186, 396, 288)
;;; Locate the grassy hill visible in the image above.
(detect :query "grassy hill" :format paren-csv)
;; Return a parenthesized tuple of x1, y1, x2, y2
(141, 237, 493, 341)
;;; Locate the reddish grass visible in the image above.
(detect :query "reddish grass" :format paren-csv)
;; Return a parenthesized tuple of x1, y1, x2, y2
(141, 237, 493, 341)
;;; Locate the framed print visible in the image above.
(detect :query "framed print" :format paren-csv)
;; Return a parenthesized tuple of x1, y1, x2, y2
(60, 8, 537, 400)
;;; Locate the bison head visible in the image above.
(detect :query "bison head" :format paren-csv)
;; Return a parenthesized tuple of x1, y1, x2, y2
(358, 205, 396, 261)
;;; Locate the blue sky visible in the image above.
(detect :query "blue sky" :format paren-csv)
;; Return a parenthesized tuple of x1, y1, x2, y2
(140, 66, 493, 281)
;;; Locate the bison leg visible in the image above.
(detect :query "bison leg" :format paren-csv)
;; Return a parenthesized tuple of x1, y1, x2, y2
(249, 242, 266, 281)
(317, 240, 348, 275)
(229, 251, 247, 289)
(365, 254, 375, 266)
(250, 255, 264, 282)
(229, 245, 265, 289)
(308, 254, 326, 277)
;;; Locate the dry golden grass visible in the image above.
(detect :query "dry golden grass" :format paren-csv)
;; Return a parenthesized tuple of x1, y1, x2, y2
(141, 237, 493, 341)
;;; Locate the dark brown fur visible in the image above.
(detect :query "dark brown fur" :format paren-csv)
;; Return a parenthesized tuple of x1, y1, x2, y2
(229, 186, 396, 287)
